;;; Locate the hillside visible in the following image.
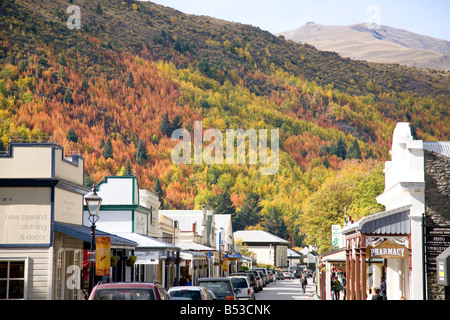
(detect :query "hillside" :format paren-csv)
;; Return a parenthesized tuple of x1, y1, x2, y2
(280, 22, 450, 71)
(1, 0, 449, 252)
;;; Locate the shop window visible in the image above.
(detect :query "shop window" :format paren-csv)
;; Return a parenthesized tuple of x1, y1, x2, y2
(0, 260, 26, 299)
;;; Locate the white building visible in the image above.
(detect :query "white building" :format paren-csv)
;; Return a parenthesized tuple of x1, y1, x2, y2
(233, 230, 289, 267)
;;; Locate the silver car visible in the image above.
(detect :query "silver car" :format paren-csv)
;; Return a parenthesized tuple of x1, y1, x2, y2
(229, 275, 255, 300)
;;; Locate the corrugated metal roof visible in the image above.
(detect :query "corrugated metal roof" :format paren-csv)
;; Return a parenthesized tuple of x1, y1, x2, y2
(361, 210, 410, 235)
(423, 141, 450, 158)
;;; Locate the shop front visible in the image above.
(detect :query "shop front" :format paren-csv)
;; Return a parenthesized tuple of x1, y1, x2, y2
(341, 206, 411, 300)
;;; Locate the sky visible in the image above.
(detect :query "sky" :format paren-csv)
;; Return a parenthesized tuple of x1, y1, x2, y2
(148, 0, 450, 41)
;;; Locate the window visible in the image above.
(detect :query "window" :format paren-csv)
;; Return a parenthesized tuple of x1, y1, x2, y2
(0, 260, 26, 299)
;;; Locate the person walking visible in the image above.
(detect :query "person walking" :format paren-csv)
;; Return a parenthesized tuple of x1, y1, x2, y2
(300, 273, 308, 294)
(334, 276, 342, 300)
(371, 287, 383, 300)
(379, 277, 386, 300)
(339, 275, 346, 300)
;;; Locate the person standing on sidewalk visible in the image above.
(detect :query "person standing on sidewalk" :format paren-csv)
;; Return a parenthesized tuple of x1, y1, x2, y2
(300, 273, 308, 294)
(379, 277, 386, 300)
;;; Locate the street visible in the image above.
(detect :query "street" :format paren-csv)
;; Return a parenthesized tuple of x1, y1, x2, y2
(256, 278, 316, 300)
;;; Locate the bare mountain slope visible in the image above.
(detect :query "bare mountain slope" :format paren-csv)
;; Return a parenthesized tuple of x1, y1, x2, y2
(280, 23, 450, 71)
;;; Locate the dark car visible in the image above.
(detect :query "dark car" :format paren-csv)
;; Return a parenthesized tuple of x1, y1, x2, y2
(198, 277, 237, 300)
(88, 282, 170, 300)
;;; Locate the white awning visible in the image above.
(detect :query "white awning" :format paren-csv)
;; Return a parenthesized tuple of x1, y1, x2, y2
(116, 232, 180, 250)
(178, 241, 215, 251)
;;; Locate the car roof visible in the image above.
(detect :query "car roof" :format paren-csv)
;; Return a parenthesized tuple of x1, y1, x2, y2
(168, 286, 205, 291)
(94, 282, 157, 288)
(198, 277, 230, 281)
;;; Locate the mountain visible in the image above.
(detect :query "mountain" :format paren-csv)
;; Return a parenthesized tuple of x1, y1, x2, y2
(279, 22, 450, 71)
(0, 0, 449, 250)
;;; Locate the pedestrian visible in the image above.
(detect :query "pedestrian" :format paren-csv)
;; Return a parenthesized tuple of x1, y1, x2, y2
(334, 276, 342, 300)
(339, 275, 346, 300)
(330, 275, 335, 300)
(371, 287, 383, 300)
(184, 276, 192, 286)
(300, 273, 308, 294)
(379, 277, 386, 300)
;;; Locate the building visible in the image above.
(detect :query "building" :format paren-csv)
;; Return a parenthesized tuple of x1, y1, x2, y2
(82, 175, 180, 288)
(0, 143, 136, 300)
(341, 122, 450, 300)
(160, 207, 218, 282)
(233, 230, 289, 267)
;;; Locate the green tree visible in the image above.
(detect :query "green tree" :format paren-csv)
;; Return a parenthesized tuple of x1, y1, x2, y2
(66, 127, 78, 143)
(208, 192, 236, 215)
(335, 136, 347, 160)
(160, 112, 171, 137)
(126, 72, 134, 88)
(95, 2, 103, 14)
(102, 138, 113, 159)
(136, 139, 147, 164)
(64, 89, 73, 104)
(233, 190, 262, 231)
(171, 114, 182, 133)
(152, 178, 164, 208)
(347, 138, 361, 159)
(265, 206, 288, 240)
(124, 159, 133, 175)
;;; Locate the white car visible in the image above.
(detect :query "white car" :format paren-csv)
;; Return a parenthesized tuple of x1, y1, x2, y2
(168, 286, 216, 300)
(282, 269, 294, 279)
(229, 276, 255, 300)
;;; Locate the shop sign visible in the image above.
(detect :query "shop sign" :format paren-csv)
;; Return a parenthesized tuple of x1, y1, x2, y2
(367, 240, 407, 259)
(135, 251, 159, 265)
(96, 236, 111, 276)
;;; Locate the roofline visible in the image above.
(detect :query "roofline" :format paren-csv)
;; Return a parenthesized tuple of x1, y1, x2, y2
(341, 205, 411, 235)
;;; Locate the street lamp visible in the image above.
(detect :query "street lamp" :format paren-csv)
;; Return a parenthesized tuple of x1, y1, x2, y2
(85, 184, 102, 294)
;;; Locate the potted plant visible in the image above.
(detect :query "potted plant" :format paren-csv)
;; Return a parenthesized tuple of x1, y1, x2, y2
(126, 255, 137, 267)
(110, 255, 120, 267)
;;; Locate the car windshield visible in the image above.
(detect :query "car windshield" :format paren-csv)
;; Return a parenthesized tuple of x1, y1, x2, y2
(199, 281, 232, 294)
(230, 278, 247, 288)
(170, 290, 202, 300)
(93, 288, 155, 300)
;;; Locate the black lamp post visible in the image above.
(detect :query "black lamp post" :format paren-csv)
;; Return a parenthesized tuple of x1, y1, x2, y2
(85, 184, 102, 294)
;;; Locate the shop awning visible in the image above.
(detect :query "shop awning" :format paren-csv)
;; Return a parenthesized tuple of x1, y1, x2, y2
(180, 251, 207, 260)
(116, 232, 180, 251)
(53, 222, 137, 248)
(178, 241, 215, 251)
(341, 205, 411, 235)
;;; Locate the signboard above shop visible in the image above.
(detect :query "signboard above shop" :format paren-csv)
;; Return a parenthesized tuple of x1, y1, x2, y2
(367, 239, 408, 259)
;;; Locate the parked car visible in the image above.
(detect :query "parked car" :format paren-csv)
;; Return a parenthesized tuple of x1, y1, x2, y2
(275, 269, 284, 280)
(88, 282, 170, 300)
(244, 270, 263, 292)
(168, 286, 216, 300)
(231, 272, 259, 292)
(253, 268, 269, 286)
(229, 276, 255, 300)
(268, 270, 277, 282)
(198, 277, 236, 300)
(282, 269, 294, 279)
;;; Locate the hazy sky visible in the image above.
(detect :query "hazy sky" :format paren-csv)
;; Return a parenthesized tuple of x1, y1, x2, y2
(149, 0, 450, 41)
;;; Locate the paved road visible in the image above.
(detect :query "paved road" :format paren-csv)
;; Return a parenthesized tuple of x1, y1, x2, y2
(255, 278, 316, 300)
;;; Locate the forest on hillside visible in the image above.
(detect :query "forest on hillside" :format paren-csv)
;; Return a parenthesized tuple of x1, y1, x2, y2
(0, 0, 449, 252)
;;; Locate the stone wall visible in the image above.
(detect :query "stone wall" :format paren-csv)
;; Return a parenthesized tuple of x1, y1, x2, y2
(424, 150, 450, 300)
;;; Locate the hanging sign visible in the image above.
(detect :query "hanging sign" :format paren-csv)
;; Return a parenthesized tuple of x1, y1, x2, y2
(367, 240, 407, 259)
(96, 236, 111, 276)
